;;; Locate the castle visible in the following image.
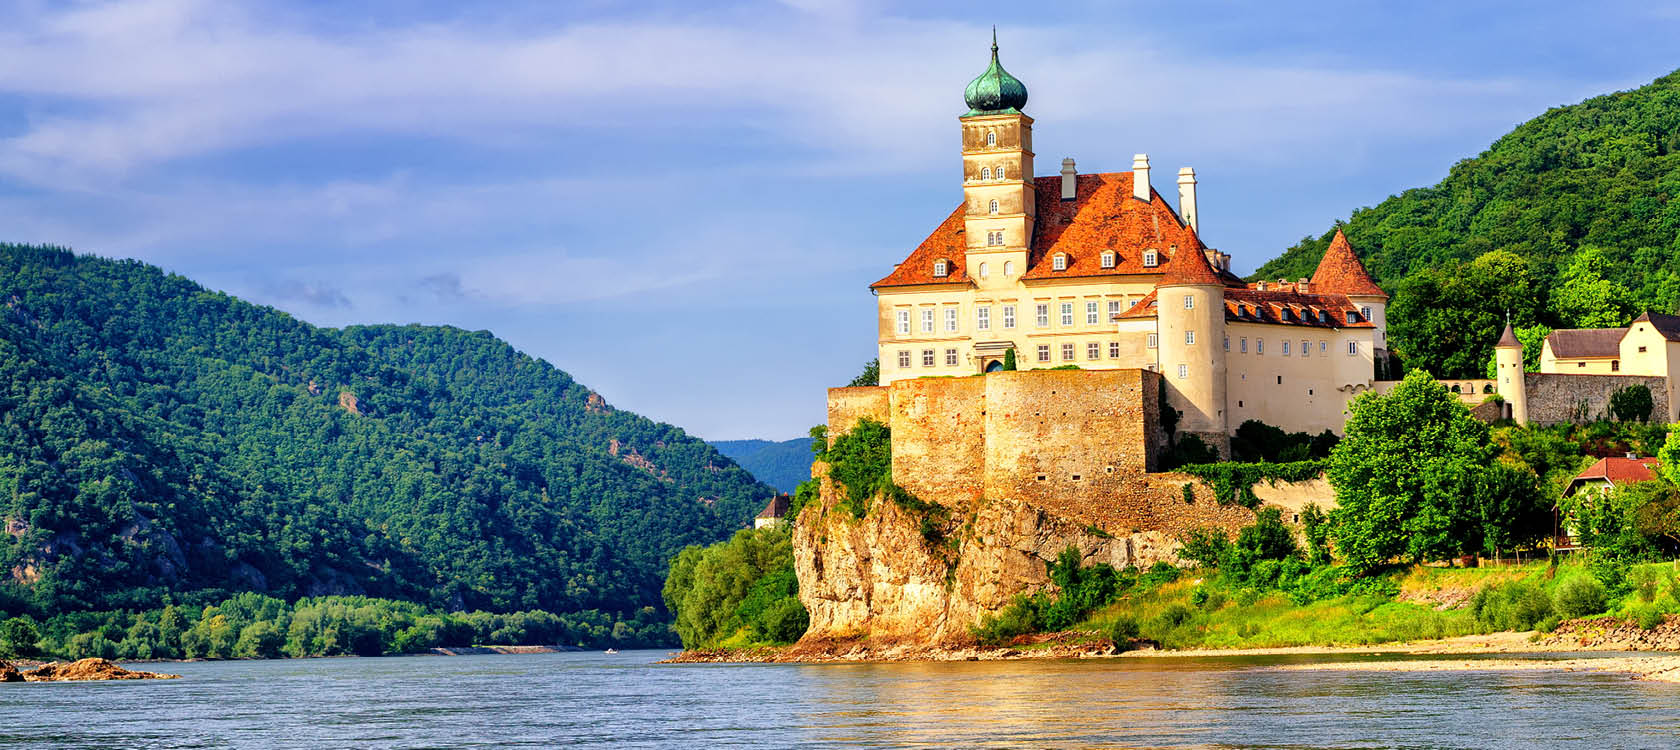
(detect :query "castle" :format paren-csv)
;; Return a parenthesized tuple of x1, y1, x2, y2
(870, 37, 1394, 450)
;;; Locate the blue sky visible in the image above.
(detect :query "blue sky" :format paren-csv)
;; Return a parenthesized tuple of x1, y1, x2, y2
(3, 1, 1679, 440)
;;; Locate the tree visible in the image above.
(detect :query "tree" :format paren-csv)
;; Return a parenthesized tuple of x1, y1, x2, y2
(0, 617, 41, 658)
(1389, 251, 1541, 378)
(846, 359, 879, 387)
(1328, 370, 1498, 572)
(1610, 384, 1654, 422)
(1551, 247, 1635, 329)
(1001, 348, 1017, 371)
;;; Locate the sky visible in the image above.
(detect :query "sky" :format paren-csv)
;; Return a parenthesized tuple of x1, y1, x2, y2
(3, 1, 1680, 440)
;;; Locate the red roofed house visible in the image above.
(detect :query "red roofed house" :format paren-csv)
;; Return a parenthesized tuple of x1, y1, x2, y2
(870, 37, 1388, 442)
(1557, 455, 1663, 549)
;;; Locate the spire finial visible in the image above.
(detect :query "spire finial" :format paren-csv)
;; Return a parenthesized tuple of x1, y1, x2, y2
(991, 26, 998, 55)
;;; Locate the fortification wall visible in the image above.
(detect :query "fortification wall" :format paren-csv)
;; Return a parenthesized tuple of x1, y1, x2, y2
(889, 376, 988, 511)
(826, 386, 890, 435)
(1525, 374, 1669, 425)
(980, 369, 1161, 512)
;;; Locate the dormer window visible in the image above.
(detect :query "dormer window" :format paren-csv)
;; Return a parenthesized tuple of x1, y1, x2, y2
(988, 199, 999, 215)
(1100, 251, 1116, 269)
(1143, 250, 1158, 267)
(981, 167, 991, 180)
(1347, 310, 1362, 323)
(1281, 308, 1293, 322)
(933, 259, 950, 277)
(1052, 253, 1068, 271)
(1318, 310, 1331, 324)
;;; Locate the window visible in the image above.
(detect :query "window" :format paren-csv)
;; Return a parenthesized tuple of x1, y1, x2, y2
(1223, 335, 1229, 351)
(895, 310, 909, 335)
(1183, 295, 1195, 310)
(933, 259, 948, 277)
(1086, 302, 1099, 325)
(1053, 253, 1068, 271)
(1035, 303, 1050, 328)
(1003, 305, 1016, 329)
(1347, 341, 1359, 356)
(1277, 375, 1283, 385)
(921, 309, 934, 333)
(944, 307, 958, 332)
(1003, 260, 1014, 276)
(987, 230, 1003, 246)
(996, 164, 1005, 179)
(1257, 339, 1265, 354)
(1177, 364, 1188, 379)
(1301, 340, 1310, 357)
(1109, 341, 1120, 358)
(1147, 333, 1158, 349)
(988, 199, 999, 215)
(1640, 345, 1649, 353)
(977, 307, 991, 331)
(978, 262, 989, 279)
(1036, 345, 1051, 362)
(1087, 342, 1100, 360)
(1185, 330, 1195, 345)
(980, 167, 991, 180)
(1613, 360, 1621, 372)
(1361, 306, 1372, 321)
(897, 350, 910, 368)
(1282, 341, 1291, 355)
(1061, 343, 1075, 361)
(1108, 300, 1121, 320)
(922, 349, 935, 367)
(1578, 362, 1587, 368)
(986, 131, 996, 146)
(1060, 302, 1073, 326)
(1281, 308, 1293, 322)
(1347, 310, 1361, 323)
(1320, 341, 1327, 353)
(1101, 251, 1116, 269)
(946, 348, 959, 366)
(1240, 337, 1247, 353)
(1143, 250, 1158, 267)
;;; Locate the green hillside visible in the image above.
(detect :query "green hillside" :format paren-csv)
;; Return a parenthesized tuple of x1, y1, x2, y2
(0, 244, 773, 624)
(1254, 69, 1680, 376)
(708, 438, 811, 493)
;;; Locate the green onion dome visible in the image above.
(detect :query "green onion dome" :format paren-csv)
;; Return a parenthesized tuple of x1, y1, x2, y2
(963, 31, 1028, 116)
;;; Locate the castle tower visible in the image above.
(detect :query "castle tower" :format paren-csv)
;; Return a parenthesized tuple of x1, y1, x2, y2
(1495, 324, 1528, 425)
(1311, 229, 1390, 364)
(960, 31, 1035, 291)
(1156, 239, 1229, 452)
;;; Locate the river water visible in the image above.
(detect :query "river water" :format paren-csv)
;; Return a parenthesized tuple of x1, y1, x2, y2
(4, 650, 1678, 748)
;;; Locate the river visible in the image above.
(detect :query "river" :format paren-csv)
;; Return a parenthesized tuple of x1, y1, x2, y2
(4, 650, 1678, 748)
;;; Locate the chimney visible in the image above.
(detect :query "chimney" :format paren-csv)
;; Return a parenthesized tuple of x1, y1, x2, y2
(1256, 281, 1268, 291)
(1060, 157, 1077, 200)
(1298, 278, 1311, 293)
(1132, 154, 1151, 202)
(1177, 167, 1198, 233)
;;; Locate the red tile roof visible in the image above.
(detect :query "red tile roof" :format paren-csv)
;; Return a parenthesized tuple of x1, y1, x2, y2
(1159, 235, 1221, 287)
(1309, 229, 1387, 298)
(1572, 457, 1660, 486)
(872, 172, 1224, 289)
(1118, 287, 1375, 329)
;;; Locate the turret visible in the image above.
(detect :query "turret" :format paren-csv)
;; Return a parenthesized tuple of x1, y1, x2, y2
(959, 31, 1034, 290)
(1311, 229, 1389, 353)
(1495, 324, 1527, 425)
(1156, 239, 1229, 452)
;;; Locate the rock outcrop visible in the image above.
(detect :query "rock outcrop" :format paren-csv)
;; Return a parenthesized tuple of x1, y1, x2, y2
(5, 658, 180, 682)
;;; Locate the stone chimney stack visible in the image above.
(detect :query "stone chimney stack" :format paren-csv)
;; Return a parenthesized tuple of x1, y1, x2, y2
(1060, 157, 1077, 200)
(1177, 167, 1198, 233)
(1132, 154, 1151, 202)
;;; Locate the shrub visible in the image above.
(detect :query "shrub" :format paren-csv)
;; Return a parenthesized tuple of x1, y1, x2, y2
(0, 617, 41, 658)
(1630, 602, 1667, 630)
(973, 594, 1043, 645)
(1553, 575, 1608, 618)
(1630, 566, 1663, 603)
(1470, 581, 1554, 631)
(1610, 384, 1654, 423)
(1108, 616, 1141, 651)
(758, 598, 810, 644)
(64, 632, 118, 661)
(1141, 562, 1181, 588)
(1156, 603, 1194, 629)
(1177, 527, 1231, 568)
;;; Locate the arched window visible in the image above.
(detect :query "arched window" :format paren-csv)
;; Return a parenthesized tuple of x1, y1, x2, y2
(988, 199, 999, 215)
(1003, 260, 1015, 277)
(1052, 253, 1068, 271)
(1100, 251, 1116, 269)
(986, 131, 997, 147)
(996, 164, 1005, 180)
(978, 262, 989, 279)
(981, 167, 991, 180)
(933, 259, 949, 277)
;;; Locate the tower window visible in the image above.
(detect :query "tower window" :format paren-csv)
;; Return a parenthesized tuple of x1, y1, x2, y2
(987, 131, 997, 147)
(981, 167, 991, 180)
(1143, 250, 1158, 267)
(1101, 251, 1116, 269)
(1177, 364, 1188, 379)
(1185, 330, 1195, 345)
(987, 231, 1003, 246)
(996, 164, 1005, 179)
(1053, 253, 1068, 271)
(989, 199, 999, 215)
(978, 261, 989, 279)
(1003, 260, 1014, 276)
(1183, 295, 1194, 310)
(933, 259, 949, 277)
(1362, 306, 1372, 321)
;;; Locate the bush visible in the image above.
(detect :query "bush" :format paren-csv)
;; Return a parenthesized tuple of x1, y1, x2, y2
(1553, 575, 1608, 618)
(1108, 616, 1141, 651)
(1630, 566, 1663, 603)
(1470, 581, 1554, 631)
(973, 594, 1043, 645)
(0, 617, 41, 658)
(1630, 602, 1667, 630)
(1177, 527, 1231, 568)
(64, 632, 118, 660)
(758, 599, 810, 644)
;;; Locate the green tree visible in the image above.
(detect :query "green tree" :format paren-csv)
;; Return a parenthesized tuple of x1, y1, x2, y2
(1001, 348, 1017, 371)
(1329, 371, 1497, 572)
(0, 617, 41, 658)
(846, 359, 879, 387)
(1551, 247, 1636, 329)
(1610, 384, 1655, 422)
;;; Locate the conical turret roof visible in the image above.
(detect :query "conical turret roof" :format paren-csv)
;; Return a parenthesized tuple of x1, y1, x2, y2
(963, 30, 1029, 116)
(1496, 324, 1521, 348)
(1309, 228, 1386, 298)
(1158, 237, 1222, 287)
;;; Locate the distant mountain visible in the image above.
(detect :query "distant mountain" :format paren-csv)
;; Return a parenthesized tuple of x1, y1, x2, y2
(708, 438, 812, 493)
(0, 243, 776, 620)
(1253, 69, 1680, 376)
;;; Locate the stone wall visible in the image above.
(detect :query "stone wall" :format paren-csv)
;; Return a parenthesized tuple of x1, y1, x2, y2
(1525, 373, 1669, 425)
(826, 386, 891, 436)
(890, 376, 988, 511)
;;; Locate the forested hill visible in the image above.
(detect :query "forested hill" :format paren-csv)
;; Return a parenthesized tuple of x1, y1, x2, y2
(0, 243, 774, 621)
(707, 438, 810, 493)
(1253, 69, 1680, 376)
